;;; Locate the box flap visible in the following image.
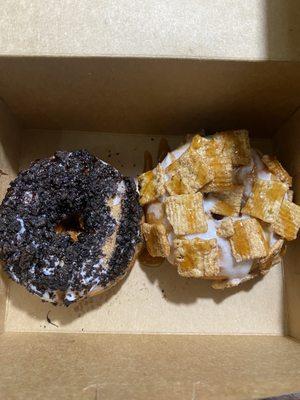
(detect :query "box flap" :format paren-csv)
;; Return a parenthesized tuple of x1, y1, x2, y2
(0, 1, 299, 61)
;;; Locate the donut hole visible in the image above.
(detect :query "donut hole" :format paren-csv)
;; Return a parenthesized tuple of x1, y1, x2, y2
(55, 213, 84, 241)
(211, 213, 224, 221)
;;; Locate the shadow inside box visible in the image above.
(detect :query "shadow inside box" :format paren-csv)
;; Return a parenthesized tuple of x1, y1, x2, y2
(5, 268, 130, 327)
(139, 259, 262, 305)
(6, 255, 263, 329)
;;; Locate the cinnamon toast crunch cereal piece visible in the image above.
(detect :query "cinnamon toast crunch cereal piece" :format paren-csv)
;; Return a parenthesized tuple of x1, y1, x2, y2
(262, 155, 292, 187)
(191, 135, 235, 193)
(253, 239, 284, 271)
(214, 129, 251, 166)
(142, 223, 170, 257)
(230, 218, 269, 262)
(164, 193, 207, 235)
(287, 190, 294, 202)
(211, 270, 269, 289)
(166, 146, 212, 195)
(211, 185, 243, 216)
(242, 179, 288, 223)
(272, 200, 300, 241)
(216, 218, 234, 238)
(174, 238, 220, 278)
(138, 164, 165, 205)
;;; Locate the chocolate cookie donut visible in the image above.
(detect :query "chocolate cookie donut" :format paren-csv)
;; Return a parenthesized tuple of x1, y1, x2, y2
(0, 150, 142, 305)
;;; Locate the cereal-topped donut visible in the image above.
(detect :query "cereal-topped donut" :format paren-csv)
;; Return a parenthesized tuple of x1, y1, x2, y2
(0, 150, 142, 305)
(139, 131, 300, 289)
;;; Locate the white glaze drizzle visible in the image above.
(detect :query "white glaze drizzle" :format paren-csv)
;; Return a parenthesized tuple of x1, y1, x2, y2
(16, 217, 26, 240)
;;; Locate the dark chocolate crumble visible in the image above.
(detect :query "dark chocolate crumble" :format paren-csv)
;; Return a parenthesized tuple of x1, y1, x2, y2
(0, 150, 142, 305)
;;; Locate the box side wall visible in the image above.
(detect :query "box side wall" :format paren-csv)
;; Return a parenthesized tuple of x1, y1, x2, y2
(0, 58, 299, 136)
(0, 101, 20, 332)
(276, 109, 300, 340)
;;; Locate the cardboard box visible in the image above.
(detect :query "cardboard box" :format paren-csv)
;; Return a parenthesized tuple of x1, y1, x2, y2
(0, 2, 300, 399)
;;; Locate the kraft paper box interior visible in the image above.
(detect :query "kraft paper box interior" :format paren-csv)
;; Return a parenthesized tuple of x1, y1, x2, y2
(0, 2, 300, 400)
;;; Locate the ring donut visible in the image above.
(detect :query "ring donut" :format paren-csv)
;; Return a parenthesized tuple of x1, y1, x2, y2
(139, 131, 300, 289)
(0, 150, 142, 305)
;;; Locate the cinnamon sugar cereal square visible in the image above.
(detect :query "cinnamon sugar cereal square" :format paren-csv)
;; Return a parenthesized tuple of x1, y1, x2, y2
(138, 164, 165, 205)
(164, 193, 207, 235)
(241, 179, 288, 223)
(272, 200, 300, 241)
(142, 223, 170, 257)
(174, 238, 220, 278)
(229, 218, 269, 262)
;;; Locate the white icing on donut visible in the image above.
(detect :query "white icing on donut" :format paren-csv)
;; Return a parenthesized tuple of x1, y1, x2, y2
(111, 180, 126, 206)
(43, 267, 55, 276)
(252, 150, 272, 180)
(147, 202, 163, 220)
(65, 291, 76, 303)
(151, 139, 280, 285)
(160, 153, 174, 169)
(16, 217, 26, 240)
(203, 195, 217, 213)
(23, 191, 33, 205)
(160, 142, 190, 169)
(236, 160, 254, 197)
(42, 291, 50, 300)
(10, 271, 20, 283)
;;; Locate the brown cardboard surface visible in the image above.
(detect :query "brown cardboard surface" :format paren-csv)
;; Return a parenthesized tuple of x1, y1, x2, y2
(0, 58, 299, 135)
(0, 1, 299, 61)
(0, 101, 20, 333)
(275, 110, 300, 340)
(0, 333, 299, 400)
(2, 129, 285, 335)
(0, 53, 299, 399)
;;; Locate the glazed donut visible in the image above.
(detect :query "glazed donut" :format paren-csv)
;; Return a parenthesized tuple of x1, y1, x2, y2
(0, 150, 142, 305)
(139, 131, 300, 288)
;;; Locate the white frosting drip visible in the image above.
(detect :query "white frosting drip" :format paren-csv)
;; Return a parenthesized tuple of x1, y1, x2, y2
(29, 284, 38, 293)
(203, 195, 217, 213)
(9, 271, 20, 283)
(65, 291, 76, 302)
(147, 202, 163, 219)
(42, 291, 50, 300)
(252, 150, 272, 181)
(160, 142, 190, 169)
(16, 217, 26, 240)
(43, 267, 55, 276)
(236, 161, 254, 197)
(112, 195, 121, 206)
(172, 143, 190, 160)
(23, 191, 33, 205)
(111, 180, 126, 206)
(160, 153, 174, 169)
(29, 264, 36, 274)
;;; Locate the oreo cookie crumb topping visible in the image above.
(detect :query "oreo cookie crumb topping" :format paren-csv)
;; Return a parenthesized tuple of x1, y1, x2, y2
(0, 150, 142, 305)
(107, 178, 142, 283)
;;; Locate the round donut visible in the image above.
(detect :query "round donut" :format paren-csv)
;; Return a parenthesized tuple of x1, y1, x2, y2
(0, 150, 142, 305)
(140, 131, 299, 289)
